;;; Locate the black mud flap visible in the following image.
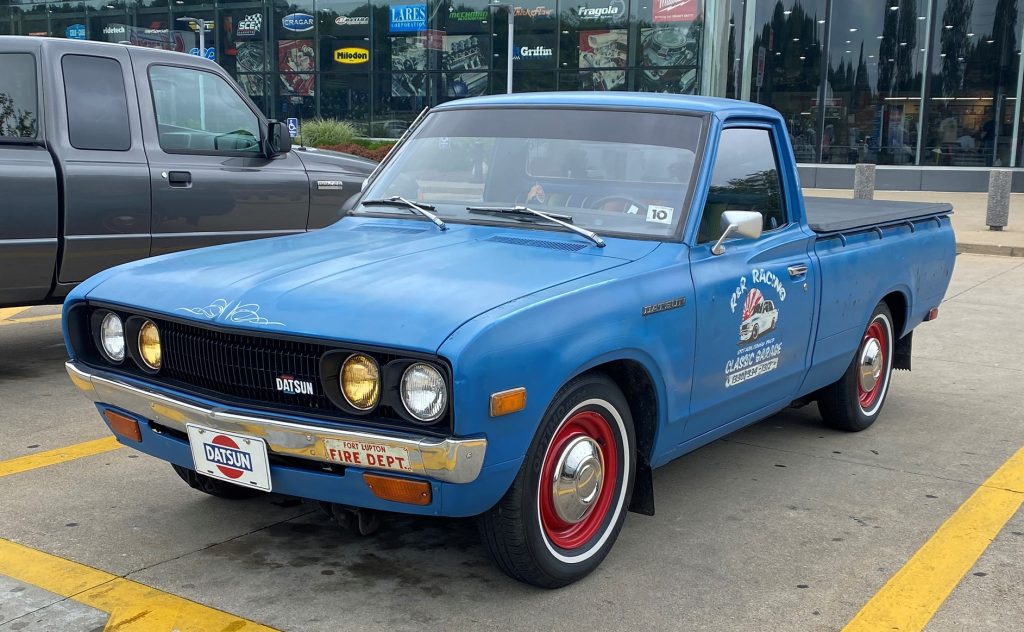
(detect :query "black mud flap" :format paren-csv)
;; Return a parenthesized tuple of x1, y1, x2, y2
(628, 457, 655, 516)
(894, 331, 913, 371)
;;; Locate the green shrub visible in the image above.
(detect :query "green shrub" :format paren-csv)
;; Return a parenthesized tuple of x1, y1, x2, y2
(298, 118, 356, 148)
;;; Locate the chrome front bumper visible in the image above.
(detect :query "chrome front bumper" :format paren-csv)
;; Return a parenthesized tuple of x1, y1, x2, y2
(66, 361, 486, 484)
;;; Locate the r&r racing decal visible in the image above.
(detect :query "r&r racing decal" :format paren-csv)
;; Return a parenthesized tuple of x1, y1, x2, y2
(725, 269, 786, 387)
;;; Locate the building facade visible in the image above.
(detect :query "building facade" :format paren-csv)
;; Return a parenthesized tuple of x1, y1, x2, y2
(4, 0, 1024, 173)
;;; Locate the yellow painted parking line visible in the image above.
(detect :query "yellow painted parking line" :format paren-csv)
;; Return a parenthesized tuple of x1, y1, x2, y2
(843, 446, 1024, 632)
(0, 538, 277, 631)
(0, 306, 31, 321)
(0, 314, 62, 326)
(0, 436, 123, 478)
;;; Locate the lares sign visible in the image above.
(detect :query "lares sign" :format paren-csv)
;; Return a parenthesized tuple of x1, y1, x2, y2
(390, 3, 427, 32)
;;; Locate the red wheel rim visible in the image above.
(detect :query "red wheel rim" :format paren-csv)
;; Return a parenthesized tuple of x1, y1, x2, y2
(857, 319, 888, 410)
(538, 410, 619, 551)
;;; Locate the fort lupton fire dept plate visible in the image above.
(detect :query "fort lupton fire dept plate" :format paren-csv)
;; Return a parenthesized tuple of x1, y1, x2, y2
(186, 424, 272, 492)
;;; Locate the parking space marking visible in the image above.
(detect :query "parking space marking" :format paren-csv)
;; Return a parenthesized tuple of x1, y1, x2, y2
(0, 538, 276, 631)
(0, 437, 123, 478)
(843, 446, 1024, 632)
(0, 314, 62, 327)
(0, 307, 31, 321)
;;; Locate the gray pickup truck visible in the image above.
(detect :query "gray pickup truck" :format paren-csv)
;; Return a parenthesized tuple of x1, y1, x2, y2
(0, 36, 375, 308)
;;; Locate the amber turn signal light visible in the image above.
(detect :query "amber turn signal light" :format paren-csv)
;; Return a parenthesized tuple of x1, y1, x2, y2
(490, 387, 526, 417)
(103, 410, 142, 443)
(363, 473, 431, 505)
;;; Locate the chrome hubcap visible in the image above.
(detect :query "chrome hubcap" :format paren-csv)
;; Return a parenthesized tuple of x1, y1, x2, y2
(551, 436, 605, 524)
(859, 338, 883, 392)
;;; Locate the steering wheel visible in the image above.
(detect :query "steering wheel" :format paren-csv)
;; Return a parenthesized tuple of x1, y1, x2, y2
(588, 195, 648, 213)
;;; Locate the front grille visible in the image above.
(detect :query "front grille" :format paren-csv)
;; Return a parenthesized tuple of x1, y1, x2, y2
(160, 319, 334, 413)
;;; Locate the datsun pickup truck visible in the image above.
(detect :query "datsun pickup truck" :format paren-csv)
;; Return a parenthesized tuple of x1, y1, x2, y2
(63, 93, 956, 588)
(0, 37, 374, 308)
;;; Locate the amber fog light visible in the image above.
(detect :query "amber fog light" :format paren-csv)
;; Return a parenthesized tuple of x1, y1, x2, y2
(137, 320, 162, 370)
(340, 353, 380, 410)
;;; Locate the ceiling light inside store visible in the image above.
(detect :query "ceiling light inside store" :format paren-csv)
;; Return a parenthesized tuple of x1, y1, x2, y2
(945, 25, 953, 29)
(849, 28, 858, 32)
(784, 10, 792, 15)
(918, 16, 926, 20)
(889, 6, 898, 10)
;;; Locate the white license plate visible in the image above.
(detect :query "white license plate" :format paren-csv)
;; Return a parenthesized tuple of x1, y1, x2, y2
(323, 438, 412, 473)
(187, 424, 272, 492)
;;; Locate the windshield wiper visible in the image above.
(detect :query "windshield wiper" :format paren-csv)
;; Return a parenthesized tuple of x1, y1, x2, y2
(361, 196, 447, 231)
(467, 205, 605, 248)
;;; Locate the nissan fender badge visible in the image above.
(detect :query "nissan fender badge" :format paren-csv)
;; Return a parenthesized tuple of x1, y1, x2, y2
(317, 180, 345, 190)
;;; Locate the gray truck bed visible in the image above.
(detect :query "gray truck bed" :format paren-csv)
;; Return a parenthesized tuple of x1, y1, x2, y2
(805, 197, 953, 234)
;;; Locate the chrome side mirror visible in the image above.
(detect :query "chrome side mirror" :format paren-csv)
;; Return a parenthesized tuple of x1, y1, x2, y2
(712, 210, 763, 256)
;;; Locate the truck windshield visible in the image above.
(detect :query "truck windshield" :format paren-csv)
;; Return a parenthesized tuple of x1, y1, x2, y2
(359, 107, 705, 239)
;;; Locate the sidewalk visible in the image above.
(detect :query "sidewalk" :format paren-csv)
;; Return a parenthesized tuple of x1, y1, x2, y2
(805, 189, 1024, 257)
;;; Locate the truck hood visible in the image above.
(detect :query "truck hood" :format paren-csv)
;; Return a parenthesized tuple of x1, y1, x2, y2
(85, 218, 657, 352)
(292, 146, 377, 174)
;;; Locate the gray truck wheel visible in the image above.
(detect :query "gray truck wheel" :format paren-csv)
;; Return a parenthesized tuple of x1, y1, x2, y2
(172, 464, 265, 500)
(477, 372, 635, 588)
(818, 302, 895, 432)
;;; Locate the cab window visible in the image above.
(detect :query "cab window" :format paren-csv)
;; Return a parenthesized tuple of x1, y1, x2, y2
(0, 53, 37, 139)
(149, 65, 260, 154)
(698, 127, 787, 244)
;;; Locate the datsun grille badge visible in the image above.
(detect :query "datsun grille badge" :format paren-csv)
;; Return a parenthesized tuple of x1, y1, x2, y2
(276, 374, 315, 395)
(642, 297, 686, 317)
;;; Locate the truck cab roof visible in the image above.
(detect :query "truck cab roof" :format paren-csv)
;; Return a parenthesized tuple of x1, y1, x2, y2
(432, 91, 786, 121)
(0, 35, 221, 70)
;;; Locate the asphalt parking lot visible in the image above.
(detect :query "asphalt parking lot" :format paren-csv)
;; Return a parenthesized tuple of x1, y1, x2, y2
(1, 253, 1022, 632)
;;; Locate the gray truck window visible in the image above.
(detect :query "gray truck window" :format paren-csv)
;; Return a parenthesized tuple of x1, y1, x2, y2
(698, 127, 787, 244)
(0, 53, 38, 139)
(149, 65, 260, 154)
(62, 55, 131, 151)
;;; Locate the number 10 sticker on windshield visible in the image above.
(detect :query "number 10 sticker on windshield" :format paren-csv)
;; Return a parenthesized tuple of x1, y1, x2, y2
(647, 205, 674, 224)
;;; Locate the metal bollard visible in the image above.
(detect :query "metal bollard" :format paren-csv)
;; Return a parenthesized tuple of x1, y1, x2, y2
(853, 163, 876, 200)
(986, 169, 1011, 231)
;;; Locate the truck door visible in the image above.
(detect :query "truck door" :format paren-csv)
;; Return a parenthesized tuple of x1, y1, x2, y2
(136, 61, 310, 256)
(684, 124, 817, 442)
(54, 49, 152, 285)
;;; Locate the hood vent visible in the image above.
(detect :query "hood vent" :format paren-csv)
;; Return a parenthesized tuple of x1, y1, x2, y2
(352, 224, 428, 235)
(486, 235, 587, 252)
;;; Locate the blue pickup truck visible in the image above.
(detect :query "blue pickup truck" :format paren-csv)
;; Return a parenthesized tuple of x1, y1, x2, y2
(63, 93, 956, 587)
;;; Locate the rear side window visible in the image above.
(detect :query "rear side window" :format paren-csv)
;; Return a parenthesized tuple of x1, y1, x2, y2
(62, 55, 131, 151)
(149, 65, 261, 154)
(0, 53, 38, 140)
(698, 127, 787, 244)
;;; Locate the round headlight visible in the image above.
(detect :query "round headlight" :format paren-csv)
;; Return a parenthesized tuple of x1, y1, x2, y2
(137, 320, 162, 371)
(400, 363, 447, 423)
(340, 353, 380, 411)
(99, 312, 125, 363)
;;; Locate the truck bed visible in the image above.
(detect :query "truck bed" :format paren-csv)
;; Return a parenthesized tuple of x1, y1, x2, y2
(805, 197, 953, 234)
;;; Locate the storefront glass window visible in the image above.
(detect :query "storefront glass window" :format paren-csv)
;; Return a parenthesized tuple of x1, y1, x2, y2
(632, 0, 703, 93)
(823, 1, 927, 165)
(726, 0, 745, 99)
(748, 0, 826, 163)
(924, 0, 1024, 167)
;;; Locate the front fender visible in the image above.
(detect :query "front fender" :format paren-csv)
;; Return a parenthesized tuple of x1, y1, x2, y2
(439, 245, 696, 508)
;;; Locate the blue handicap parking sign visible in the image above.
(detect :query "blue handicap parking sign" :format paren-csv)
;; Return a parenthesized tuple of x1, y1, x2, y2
(287, 118, 299, 138)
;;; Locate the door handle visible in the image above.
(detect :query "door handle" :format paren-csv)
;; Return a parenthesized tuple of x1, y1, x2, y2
(788, 264, 808, 278)
(167, 171, 192, 187)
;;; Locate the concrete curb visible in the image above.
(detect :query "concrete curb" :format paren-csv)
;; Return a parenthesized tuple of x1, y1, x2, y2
(956, 242, 1024, 257)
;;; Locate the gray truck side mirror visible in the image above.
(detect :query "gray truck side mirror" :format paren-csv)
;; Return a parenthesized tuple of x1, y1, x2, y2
(264, 120, 292, 158)
(712, 210, 763, 256)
